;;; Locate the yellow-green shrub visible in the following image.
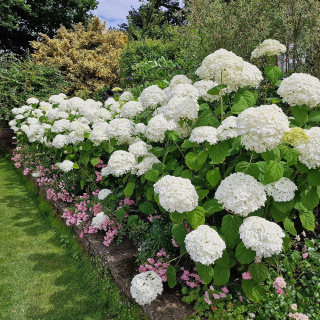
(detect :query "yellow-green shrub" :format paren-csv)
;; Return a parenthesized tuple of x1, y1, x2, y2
(31, 17, 127, 96)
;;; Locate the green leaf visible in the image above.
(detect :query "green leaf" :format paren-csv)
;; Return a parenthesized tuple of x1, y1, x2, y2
(273, 199, 295, 213)
(242, 279, 265, 303)
(221, 214, 242, 244)
(194, 109, 219, 127)
(116, 208, 125, 222)
(308, 110, 320, 123)
(144, 169, 159, 182)
(235, 161, 261, 180)
(236, 242, 256, 264)
(90, 157, 99, 166)
(185, 151, 208, 171)
(208, 141, 229, 164)
(233, 90, 256, 108)
(213, 265, 230, 286)
(283, 257, 295, 272)
(81, 141, 92, 151)
(283, 149, 299, 166)
(195, 262, 214, 284)
(173, 166, 184, 177)
(127, 215, 139, 225)
(231, 103, 249, 114)
(166, 131, 180, 142)
(248, 263, 268, 283)
(139, 201, 154, 214)
(80, 180, 84, 190)
(207, 84, 227, 95)
(169, 211, 186, 223)
(215, 250, 230, 268)
(73, 163, 79, 169)
(197, 189, 209, 201)
(206, 168, 221, 188)
(265, 161, 284, 184)
(181, 139, 198, 150)
(264, 65, 282, 85)
(203, 199, 224, 216)
(181, 170, 193, 180)
(291, 106, 308, 127)
(307, 169, 320, 186)
(301, 187, 319, 210)
(146, 187, 154, 201)
(186, 207, 206, 229)
(171, 223, 188, 254)
(150, 147, 165, 157)
(166, 265, 177, 288)
(299, 211, 315, 231)
(271, 204, 290, 222)
(124, 182, 135, 198)
(283, 218, 297, 236)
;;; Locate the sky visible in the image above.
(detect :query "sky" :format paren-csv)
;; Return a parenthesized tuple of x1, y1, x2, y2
(91, 0, 142, 29)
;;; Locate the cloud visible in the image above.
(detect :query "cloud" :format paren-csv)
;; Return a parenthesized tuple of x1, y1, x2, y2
(91, 0, 141, 28)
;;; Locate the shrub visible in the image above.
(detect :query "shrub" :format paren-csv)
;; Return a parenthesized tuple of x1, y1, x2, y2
(0, 53, 68, 122)
(31, 17, 127, 97)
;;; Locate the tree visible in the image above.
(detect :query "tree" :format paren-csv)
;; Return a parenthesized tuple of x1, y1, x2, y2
(0, 0, 98, 54)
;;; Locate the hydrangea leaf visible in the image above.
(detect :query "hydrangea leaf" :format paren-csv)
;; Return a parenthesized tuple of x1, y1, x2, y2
(181, 169, 193, 180)
(207, 85, 227, 95)
(235, 161, 261, 180)
(208, 140, 229, 164)
(221, 214, 242, 244)
(273, 199, 294, 213)
(149, 147, 165, 157)
(185, 151, 208, 171)
(283, 257, 295, 272)
(265, 160, 284, 184)
(124, 182, 135, 198)
(203, 199, 224, 216)
(195, 262, 214, 284)
(206, 168, 221, 188)
(264, 65, 282, 85)
(146, 187, 154, 201)
(299, 211, 315, 231)
(308, 110, 320, 123)
(215, 250, 230, 268)
(73, 163, 79, 169)
(171, 223, 188, 254)
(166, 265, 177, 288)
(291, 106, 309, 127)
(197, 189, 209, 201)
(235, 242, 256, 264)
(186, 206, 206, 229)
(144, 169, 159, 182)
(301, 187, 319, 210)
(271, 204, 290, 222)
(90, 157, 99, 166)
(213, 265, 230, 286)
(248, 262, 268, 283)
(307, 169, 320, 186)
(242, 279, 265, 303)
(139, 201, 154, 215)
(283, 218, 297, 236)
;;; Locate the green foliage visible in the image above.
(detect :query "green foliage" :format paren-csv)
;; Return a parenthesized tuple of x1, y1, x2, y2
(0, 53, 68, 121)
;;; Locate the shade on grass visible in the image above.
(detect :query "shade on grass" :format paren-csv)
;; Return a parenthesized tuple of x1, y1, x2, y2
(0, 157, 146, 320)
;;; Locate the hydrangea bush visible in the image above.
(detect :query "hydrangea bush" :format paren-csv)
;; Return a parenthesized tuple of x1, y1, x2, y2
(9, 39, 320, 318)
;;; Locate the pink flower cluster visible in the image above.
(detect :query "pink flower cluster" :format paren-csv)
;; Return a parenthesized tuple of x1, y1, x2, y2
(289, 312, 309, 320)
(242, 271, 252, 280)
(180, 267, 204, 288)
(273, 276, 286, 295)
(204, 286, 229, 305)
(139, 249, 170, 282)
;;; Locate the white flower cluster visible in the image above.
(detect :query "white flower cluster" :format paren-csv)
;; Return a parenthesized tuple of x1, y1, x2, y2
(216, 116, 238, 141)
(133, 155, 161, 176)
(57, 160, 74, 172)
(27, 97, 39, 105)
(138, 85, 167, 109)
(128, 140, 152, 157)
(120, 101, 144, 119)
(236, 104, 290, 153)
(105, 118, 134, 145)
(184, 225, 226, 265)
(264, 177, 297, 202)
(277, 73, 320, 108)
(251, 39, 286, 59)
(239, 216, 285, 258)
(295, 127, 320, 169)
(119, 91, 134, 102)
(91, 212, 108, 229)
(145, 114, 176, 142)
(169, 74, 192, 87)
(153, 175, 199, 213)
(101, 151, 136, 177)
(167, 84, 200, 101)
(130, 271, 163, 305)
(189, 126, 218, 145)
(215, 172, 267, 217)
(195, 49, 263, 91)
(193, 80, 220, 102)
(105, 97, 121, 113)
(98, 189, 112, 200)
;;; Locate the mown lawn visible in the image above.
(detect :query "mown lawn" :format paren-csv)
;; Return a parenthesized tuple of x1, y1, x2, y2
(0, 156, 146, 320)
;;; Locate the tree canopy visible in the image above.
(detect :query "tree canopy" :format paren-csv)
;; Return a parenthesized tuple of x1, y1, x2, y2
(0, 0, 98, 54)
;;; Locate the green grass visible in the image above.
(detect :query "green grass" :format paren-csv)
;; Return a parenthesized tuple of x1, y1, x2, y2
(0, 156, 146, 320)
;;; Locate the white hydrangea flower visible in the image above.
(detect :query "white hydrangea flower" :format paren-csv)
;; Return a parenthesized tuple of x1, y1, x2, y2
(89, 122, 109, 146)
(236, 104, 290, 153)
(145, 114, 176, 142)
(98, 189, 112, 200)
(185, 225, 226, 265)
(98, 108, 112, 121)
(48, 94, 65, 105)
(295, 127, 320, 169)
(277, 73, 320, 108)
(238, 61, 263, 89)
(264, 177, 297, 202)
(120, 101, 144, 118)
(133, 155, 161, 176)
(251, 39, 286, 59)
(134, 123, 147, 135)
(27, 97, 39, 105)
(119, 91, 134, 102)
(215, 172, 267, 217)
(153, 175, 199, 213)
(52, 134, 69, 149)
(57, 160, 74, 172)
(130, 271, 163, 306)
(189, 126, 218, 145)
(167, 84, 200, 101)
(169, 75, 192, 88)
(193, 80, 220, 102)
(101, 150, 136, 177)
(51, 119, 70, 133)
(138, 85, 167, 109)
(91, 212, 108, 229)
(216, 116, 239, 141)
(15, 114, 25, 120)
(105, 97, 121, 113)
(105, 118, 134, 145)
(174, 121, 193, 139)
(39, 102, 52, 111)
(239, 216, 285, 258)
(160, 97, 199, 122)
(128, 141, 152, 157)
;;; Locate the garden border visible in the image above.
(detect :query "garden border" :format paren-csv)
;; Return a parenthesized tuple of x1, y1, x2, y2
(1, 136, 194, 320)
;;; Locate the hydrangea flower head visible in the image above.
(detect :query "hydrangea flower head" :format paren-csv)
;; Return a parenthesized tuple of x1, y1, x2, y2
(251, 39, 286, 58)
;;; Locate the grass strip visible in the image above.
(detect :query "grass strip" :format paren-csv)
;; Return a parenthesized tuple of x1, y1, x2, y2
(0, 156, 146, 320)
